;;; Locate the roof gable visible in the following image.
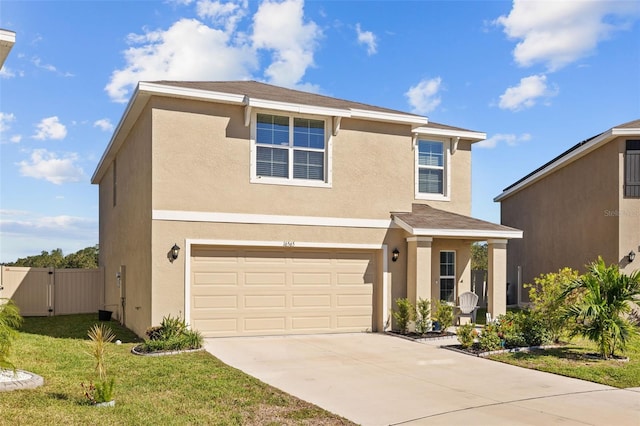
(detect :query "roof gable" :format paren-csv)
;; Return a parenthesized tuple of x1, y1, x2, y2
(495, 119, 640, 202)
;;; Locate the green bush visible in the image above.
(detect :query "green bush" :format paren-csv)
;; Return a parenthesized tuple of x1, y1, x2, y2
(414, 298, 431, 335)
(392, 298, 414, 334)
(479, 324, 502, 351)
(433, 300, 453, 333)
(139, 315, 203, 353)
(456, 323, 477, 349)
(496, 311, 526, 348)
(521, 311, 552, 346)
(0, 299, 23, 371)
(525, 267, 580, 342)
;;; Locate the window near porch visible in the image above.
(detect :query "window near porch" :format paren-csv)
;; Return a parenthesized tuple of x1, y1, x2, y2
(440, 251, 456, 303)
(625, 140, 640, 198)
(254, 113, 327, 184)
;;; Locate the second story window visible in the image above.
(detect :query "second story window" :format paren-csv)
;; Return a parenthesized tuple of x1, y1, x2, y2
(416, 139, 449, 200)
(254, 113, 328, 186)
(625, 139, 640, 198)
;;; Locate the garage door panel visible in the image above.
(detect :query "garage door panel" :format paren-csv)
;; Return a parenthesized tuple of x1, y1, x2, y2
(337, 294, 372, 307)
(193, 272, 239, 286)
(244, 294, 286, 308)
(292, 272, 331, 286)
(193, 295, 238, 309)
(291, 316, 331, 330)
(244, 317, 286, 331)
(191, 247, 376, 337)
(292, 294, 331, 308)
(245, 272, 286, 286)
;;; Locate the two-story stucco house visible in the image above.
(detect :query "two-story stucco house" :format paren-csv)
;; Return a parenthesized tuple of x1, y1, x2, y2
(91, 81, 522, 337)
(495, 119, 640, 305)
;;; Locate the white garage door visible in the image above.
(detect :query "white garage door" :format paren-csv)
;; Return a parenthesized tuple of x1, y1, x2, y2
(190, 246, 377, 337)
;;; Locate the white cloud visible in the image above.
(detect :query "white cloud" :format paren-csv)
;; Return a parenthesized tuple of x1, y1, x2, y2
(405, 77, 442, 115)
(105, 16, 256, 103)
(0, 66, 16, 78)
(495, 0, 639, 71)
(476, 132, 531, 149)
(10, 135, 22, 143)
(17, 149, 85, 184)
(0, 112, 16, 133)
(252, 0, 322, 88)
(93, 118, 114, 132)
(0, 210, 98, 262)
(33, 116, 68, 140)
(32, 56, 57, 72)
(196, 0, 247, 33)
(498, 74, 557, 111)
(356, 23, 377, 55)
(106, 0, 322, 102)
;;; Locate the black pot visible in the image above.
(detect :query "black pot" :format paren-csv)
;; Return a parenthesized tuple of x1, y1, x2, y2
(98, 310, 112, 321)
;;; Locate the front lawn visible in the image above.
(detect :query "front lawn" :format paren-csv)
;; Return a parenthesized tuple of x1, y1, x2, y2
(2, 314, 353, 425)
(488, 336, 640, 388)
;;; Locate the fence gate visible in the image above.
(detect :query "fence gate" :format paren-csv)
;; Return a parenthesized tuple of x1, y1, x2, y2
(0, 266, 103, 316)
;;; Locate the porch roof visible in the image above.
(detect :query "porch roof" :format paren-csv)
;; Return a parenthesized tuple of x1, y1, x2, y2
(391, 204, 522, 239)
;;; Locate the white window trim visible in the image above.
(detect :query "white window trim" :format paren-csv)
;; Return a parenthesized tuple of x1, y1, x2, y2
(250, 110, 332, 188)
(439, 250, 456, 302)
(415, 138, 451, 201)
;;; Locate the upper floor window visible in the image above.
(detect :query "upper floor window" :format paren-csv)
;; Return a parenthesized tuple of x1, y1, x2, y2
(416, 139, 449, 200)
(253, 113, 330, 187)
(625, 139, 640, 198)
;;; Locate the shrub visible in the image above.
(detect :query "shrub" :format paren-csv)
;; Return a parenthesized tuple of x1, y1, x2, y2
(433, 300, 453, 333)
(84, 323, 116, 403)
(496, 311, 526, 348)
(561, 257, 640, 359)
(479, 324, 502, 351)
(392, 298, 414, 334)
(520, 312, 551, 346)
(139, 315, 203, 353)
(0, 299, 23, 371)
(525, 267, 580, 342)
(456, 323, 477, 349)
(414, 298, 431, 335)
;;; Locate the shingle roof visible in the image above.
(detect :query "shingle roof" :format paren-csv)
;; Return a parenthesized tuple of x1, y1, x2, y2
(152, 80, 480, 133)
(392, 204, 521, 236)
(501, 119, 640, 193)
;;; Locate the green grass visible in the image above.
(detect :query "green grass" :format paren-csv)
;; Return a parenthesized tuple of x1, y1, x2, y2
(1, 314, 354, 425)
(489, 335, 640, 388)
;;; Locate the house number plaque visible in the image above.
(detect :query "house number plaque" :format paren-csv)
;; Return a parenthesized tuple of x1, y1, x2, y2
(283, 241, 296, 247)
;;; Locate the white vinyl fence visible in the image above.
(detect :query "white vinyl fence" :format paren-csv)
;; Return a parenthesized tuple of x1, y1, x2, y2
(0, 266, 103, 316)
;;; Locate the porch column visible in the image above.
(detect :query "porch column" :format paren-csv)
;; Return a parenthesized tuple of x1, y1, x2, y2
(406, 237, 433, 306)
(487, 239, 508, 317)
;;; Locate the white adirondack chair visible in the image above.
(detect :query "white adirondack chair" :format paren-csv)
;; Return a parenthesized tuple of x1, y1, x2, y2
(456, 291, 479, 324)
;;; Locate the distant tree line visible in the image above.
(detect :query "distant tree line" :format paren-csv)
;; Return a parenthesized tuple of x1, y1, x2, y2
(471, 242, 488, 270)
(4, 245, 99, 269)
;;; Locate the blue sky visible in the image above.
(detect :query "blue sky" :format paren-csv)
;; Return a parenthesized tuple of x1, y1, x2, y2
(0, 0, 639, 263)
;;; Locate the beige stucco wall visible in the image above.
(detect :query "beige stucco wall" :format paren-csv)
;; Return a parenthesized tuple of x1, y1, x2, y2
(98, 105, 153, 337)
(616, 137, 640, 275)
(501, 140, 620, 303)
(149, 97, 474, 219)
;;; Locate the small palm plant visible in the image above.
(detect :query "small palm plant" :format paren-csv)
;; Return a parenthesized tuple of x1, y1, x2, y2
(83, 323, 116, 404)
(0, 299, 23, 371)
(561, 257, 640, 359)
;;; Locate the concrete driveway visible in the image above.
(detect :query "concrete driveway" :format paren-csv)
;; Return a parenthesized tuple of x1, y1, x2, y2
(204, 333, 640, 425)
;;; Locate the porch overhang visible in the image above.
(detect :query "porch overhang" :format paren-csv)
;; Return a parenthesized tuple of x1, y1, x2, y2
(391, 204, 523, 240)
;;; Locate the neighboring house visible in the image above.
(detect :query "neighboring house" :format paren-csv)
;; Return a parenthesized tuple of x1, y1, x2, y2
(0, 29, 16, 68)
(495, 120, 640, 305)
(91, 81, 522, 337)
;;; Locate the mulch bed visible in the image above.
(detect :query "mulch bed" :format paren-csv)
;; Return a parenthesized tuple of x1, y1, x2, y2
(386, 330, 456, 342)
